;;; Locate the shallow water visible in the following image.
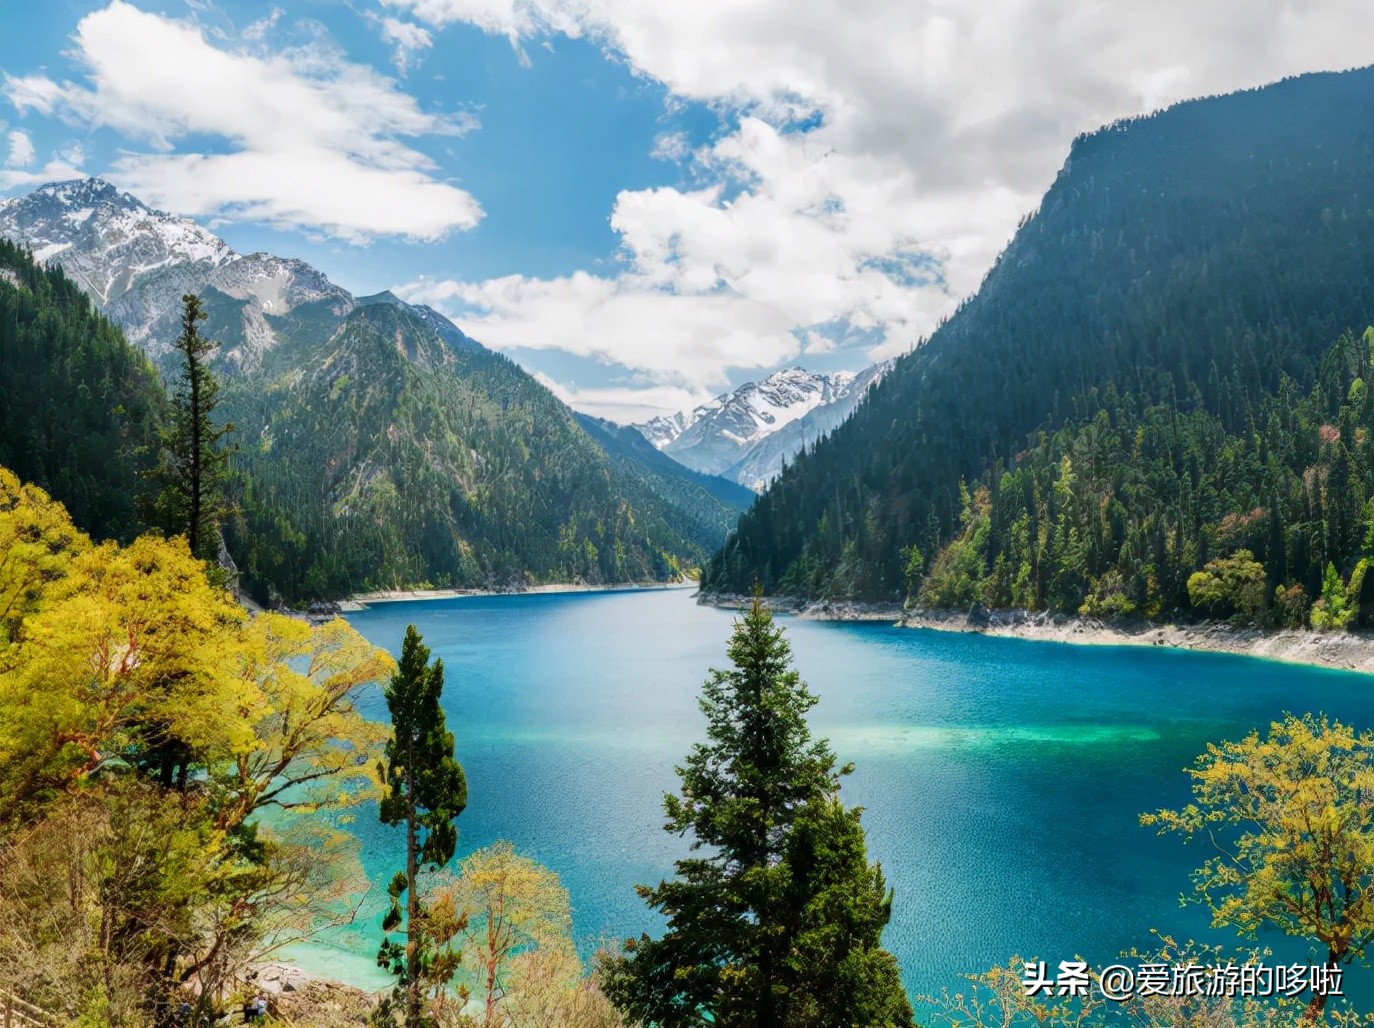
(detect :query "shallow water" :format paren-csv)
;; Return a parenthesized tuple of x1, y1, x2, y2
(286, 588, 1374, 1014)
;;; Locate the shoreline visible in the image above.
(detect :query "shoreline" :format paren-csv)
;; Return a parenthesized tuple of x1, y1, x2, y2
(345, 578, 697, 609)
(698, 593, 1374, 673)
(900, 608, 1374, 673)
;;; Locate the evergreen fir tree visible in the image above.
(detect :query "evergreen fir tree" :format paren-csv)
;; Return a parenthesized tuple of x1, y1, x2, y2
(150, 293, 233, 562)
(601, 593, 913, 1027)
(376, 625, 468, 1027)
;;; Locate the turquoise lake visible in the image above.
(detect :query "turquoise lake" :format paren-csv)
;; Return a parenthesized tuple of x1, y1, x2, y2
(289, 587, 1374, 1015)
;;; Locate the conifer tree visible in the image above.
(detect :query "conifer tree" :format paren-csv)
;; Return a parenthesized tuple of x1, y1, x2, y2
(601, 593, 913, 1027)
(376, 625, 468, 1026)
(151, 293, 233, 562)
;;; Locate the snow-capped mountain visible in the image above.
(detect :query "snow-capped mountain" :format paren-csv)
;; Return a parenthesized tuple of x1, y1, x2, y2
(0, 178, 355, 368)
(0, 179, 234, 305)
(635, 364, 893, 491)
(722, 360, 892, 491)
(636, 410, 693, 449)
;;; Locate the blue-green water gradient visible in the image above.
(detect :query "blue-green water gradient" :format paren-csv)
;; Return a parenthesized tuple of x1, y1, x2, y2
(289, 588, 1374, 1015)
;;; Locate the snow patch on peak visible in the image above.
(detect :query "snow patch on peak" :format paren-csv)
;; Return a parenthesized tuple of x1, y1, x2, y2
(31, 242, 72, 262)
(635, 363, 894, 488)
(0, 177, 237, 306)
(637, 411, 693, 448)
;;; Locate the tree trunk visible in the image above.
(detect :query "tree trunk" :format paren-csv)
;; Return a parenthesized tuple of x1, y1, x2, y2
(188, 346, 202, 559)
(406, 792, 421, 1026)
(484, 913, 500, 1028)
(1302, 947, 1340, 1023)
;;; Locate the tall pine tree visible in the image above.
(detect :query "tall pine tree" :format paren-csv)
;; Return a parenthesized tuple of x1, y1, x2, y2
(602, 594, 913, 1027)
(376, 625, 468, 1027)
(149, 293, 233, 562)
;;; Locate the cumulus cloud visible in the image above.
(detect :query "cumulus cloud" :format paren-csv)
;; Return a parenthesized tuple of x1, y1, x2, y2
(382, 0, 1374, 419)
(3, 0, 482, 241)
(397, 268, 807, 391)
(4, 129, 35, 168)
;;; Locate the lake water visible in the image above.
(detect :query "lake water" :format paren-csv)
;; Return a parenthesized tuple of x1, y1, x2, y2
(288, 587, 1374, 1016)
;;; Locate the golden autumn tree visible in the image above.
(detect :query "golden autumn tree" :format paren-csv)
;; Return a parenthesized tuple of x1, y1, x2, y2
(0, 463, 395, 1022)
(0, 533, 255, 811)
(0, 466, 89, 642)
(423, 842, 626, 1028)
(1143, 714, 1374, 1022)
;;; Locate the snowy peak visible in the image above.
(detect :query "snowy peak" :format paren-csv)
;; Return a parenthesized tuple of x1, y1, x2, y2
(637, 411, 693, 448)
(634, 364, 891, 490)
(711, 367, 853, 446)
(0, 177, 235, 304)
(724, 361, 892, 491)
(641, 368, 847, 454)
(0, 178, 362, 365)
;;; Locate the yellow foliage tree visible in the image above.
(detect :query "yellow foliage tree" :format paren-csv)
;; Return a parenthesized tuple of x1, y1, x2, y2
(429, 842, 578, 1028)
(0, 463, 396, 1016)
(216, 613, 392, 831)
(1142, 714, 1374, 1021)
(0, 534, 255, 811)
(0, 465, 90, 641)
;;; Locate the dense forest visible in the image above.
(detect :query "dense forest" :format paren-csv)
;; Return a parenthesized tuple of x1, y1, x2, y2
(704, 66, 1374, 612)
(0, 238, 163, 542)
(573, 412, 756, 538)
(914, 328, 1374, 627)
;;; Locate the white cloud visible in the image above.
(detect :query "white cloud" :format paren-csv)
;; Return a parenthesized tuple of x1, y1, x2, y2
(379, 17, 434, 74)
(381, 16, 434, 51)
(397, 269, 806, 391)
(529, 371, 709, 426)
(803, 331, 836, 355)
(56, 140, 84, 167)
(3, 0, 482, 241)
(382, 0, 1374, 419)
(649, 130, 688, 162)
(0, 158, 85, 192)
(241, 8, 284, 41)
(4, 130, 35, 168)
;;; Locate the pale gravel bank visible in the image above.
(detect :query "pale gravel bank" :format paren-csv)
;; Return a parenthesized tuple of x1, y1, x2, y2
(348, 578, 696, 607)
(900, 608, 1374, 673)
(698, 593, 1374, 674)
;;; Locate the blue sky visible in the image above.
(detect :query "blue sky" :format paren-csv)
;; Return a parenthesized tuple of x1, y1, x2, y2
(0, 1, 721, 305)
(2, 0, 1373, 421)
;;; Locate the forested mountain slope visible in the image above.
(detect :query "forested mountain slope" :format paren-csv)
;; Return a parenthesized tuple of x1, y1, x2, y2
(704, 65, 1374, 604)
(0, 240, 162, 542)
(224, 302, 720, 601)
(574, 412, 754, 545)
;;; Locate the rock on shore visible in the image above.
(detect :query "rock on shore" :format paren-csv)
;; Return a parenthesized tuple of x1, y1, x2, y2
(247, 963, 375, 1025)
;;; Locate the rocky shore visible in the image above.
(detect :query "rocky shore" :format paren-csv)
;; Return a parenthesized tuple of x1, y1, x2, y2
(698, 592, 905, 622)
(899, 607, 1374, 673)
(698, 593, 1374, 673)
(240, 963, 375, 1025)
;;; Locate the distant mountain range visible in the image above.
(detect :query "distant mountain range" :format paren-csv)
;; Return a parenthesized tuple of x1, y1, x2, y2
(0, 178, 749, 600)
(635, 364, 892, 491)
